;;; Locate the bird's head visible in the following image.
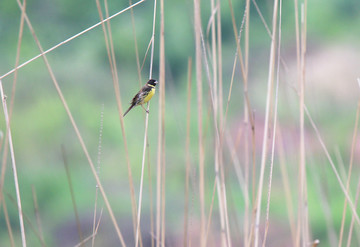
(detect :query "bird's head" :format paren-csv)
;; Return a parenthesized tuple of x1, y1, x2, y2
(147, 79, 158, 87)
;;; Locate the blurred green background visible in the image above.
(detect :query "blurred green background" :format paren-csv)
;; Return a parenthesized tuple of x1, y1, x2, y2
(1, 0, 360, 246)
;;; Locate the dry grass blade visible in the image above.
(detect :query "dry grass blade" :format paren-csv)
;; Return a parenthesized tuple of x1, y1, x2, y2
(0, 80, 27, 247)
(0, 0, 146, 80)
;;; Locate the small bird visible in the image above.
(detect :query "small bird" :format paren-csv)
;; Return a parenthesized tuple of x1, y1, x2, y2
(123, 79, 158, 117)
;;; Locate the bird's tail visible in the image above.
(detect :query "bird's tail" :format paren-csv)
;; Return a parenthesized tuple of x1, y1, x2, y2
(123, 105, 134, 117)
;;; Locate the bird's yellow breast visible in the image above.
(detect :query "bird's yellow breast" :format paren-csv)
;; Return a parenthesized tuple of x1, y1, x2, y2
(143, 88, 155, 103)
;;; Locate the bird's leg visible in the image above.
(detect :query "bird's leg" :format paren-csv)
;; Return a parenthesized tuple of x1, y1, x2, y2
(141, 104, 149, 113)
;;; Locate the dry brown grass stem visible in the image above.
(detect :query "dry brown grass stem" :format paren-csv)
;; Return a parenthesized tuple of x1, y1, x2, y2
(0, 0, 146, 81)
(13, 0, 126, 243)
(253, 0, 279, 245)
(0, 80, 27, 247)
(184, 57, 192, 247)
(338, 100, 360, 247)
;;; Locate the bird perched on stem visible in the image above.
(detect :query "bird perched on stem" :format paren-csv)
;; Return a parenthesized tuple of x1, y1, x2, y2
(123, 79, 158, 117)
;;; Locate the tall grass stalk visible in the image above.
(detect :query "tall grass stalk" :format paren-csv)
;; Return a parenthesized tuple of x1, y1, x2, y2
(159, 0, 166, 243)
(298, 2, 309, 246)
(253, 0, 279, 245)
(0, 80, 26, 247)
(263, 1, 282, 244)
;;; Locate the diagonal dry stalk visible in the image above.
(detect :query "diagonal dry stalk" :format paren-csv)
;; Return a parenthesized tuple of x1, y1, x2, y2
(12, 0, 127, 244)
(0, 0, 146, 81)
(0, 80, 27, 247)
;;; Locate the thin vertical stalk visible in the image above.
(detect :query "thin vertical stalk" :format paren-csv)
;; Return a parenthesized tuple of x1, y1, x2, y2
(193, 0, 206, 246)
(263, 1, 282, 244)
(299, 3, 308, 246)
(159, 0, 166, 245)
(253, 0, 279, 245)
(0, 80, 26, 247)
